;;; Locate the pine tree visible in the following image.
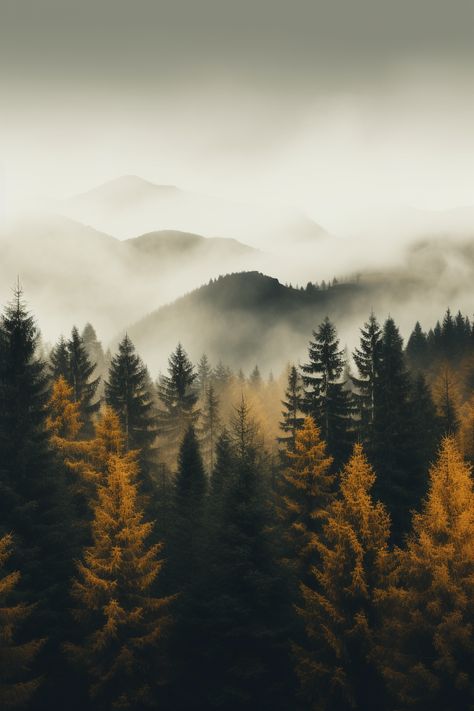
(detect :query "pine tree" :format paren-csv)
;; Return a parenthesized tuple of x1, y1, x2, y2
(279, 365, 305, 453)
(281, 417, 335, 581)
(432, 363, 461, 435)
(167, 426, 208, 709)
(295, 445, 390, 711)
(198, 383, 221, 472)
(49, 336, 69, 381)
(66, 449, 173, 710)
(81, 323, 106, 398)
(202, 407, 293, 710)
(196, 354, 212, 398)
(371, 317, 417, 540)
(249, 365, 262, 388)
(105, 335, 157, 463)
(0, 534, 43, 709)
(352, 313, 382, 445)
(376, 438, 474, 710)
(66, 326, 100, 432)
(302, 317, 351, 466)
(156, 344, 199, 463)
(406, 321, 428, 370)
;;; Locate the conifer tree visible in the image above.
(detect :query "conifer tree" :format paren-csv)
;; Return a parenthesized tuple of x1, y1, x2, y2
(406, 321, 428, 370)
(279, 365, 305, 453)
(66, 326, 100, 432)
(66, 450, 172, 710)
(81, 323, 106, 398)
(0, 534, 43, 709)
(202, 406, 293, 710)
(371, 317, 417, 540)
(105, 335, 157, 463)
(302, 317, 351, 466)
(249, 364, 262, 388)
(294, 445, 390, 711)
(198, 383, 221, 472)
(376, 438, 474, 710)
(49, 336, 69, 381)
(156, 344, 199, 462)
(281, 416, 335, 582)
(458, 395, 474, 464)
(351, 313, 382, 444)
(432, 363, 461, 435)
(196, 354, 212, 398)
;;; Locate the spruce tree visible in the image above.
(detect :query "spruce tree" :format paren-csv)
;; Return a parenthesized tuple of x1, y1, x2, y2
(406, 321, 428, 371)
(49, 336, 69, 381)
(198, 383, 221, 473)
(66, 449, 173, 710)
(196, 354, 212, 398)
(351, 313, 382, 445)
(0, 534, 43, 709)
(203, 406, 293, 710)
(432, 363, 461, 435)
(376, 438, 474, 710)
(81, 323, 106, 398)
(156, 344, 199, 463)
(105, 335, 157, 464)
(302, 317, 351, 466)
(294, 445, 390, 711)
(66, 326, 100, 432)
(278, 365, 305, 453)
(371, 317, 417, 540)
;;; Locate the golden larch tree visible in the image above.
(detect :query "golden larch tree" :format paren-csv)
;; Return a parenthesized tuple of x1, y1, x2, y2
(294, 444, 390, 711)
(376, 437, 474, 710)
(281, 416, 335, 576)
(66, 448, 173, 710)
(431, 364, 462, 435)
(0, 534, 43, 709)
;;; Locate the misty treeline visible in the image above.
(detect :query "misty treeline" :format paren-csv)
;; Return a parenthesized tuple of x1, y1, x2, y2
(1, 287, 474, 711)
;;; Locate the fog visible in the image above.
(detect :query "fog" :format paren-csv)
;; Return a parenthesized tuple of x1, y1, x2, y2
(0, 1, 473, 368)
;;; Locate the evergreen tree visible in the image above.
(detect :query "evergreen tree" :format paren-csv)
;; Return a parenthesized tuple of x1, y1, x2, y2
(409, 373, 441, 496)
(0, 534, 43, 709)
(81, 323, 106, 398)
(203, 407, 293, 710)
(406, 321, 428, 370)
(66, 449, 173, 710)
(249, 365, 262, 388)
(278, 365, 305, 453)
(196, 354, 212, 398)
(458, 395, 474, 464)
(376, 438, 474, 710)
(105, 335, 157, 463)
(49, 336, 69, 381)
(295, 444, 390, 711)
(371, 317, 416, 540)
(301, 317, 351, 466)
(198, 383, 221, 472)
(66, 326, 100, 432)
(351, 313, 382, 445)
(432, 363, 461, 435)
(156, 344, 199, 462)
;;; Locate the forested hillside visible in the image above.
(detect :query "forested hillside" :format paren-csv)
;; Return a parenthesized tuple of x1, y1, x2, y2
(2, 285, 474, 711)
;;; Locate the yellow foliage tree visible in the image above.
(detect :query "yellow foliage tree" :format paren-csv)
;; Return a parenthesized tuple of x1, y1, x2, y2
(0, 534, 43, 709)
(294, 444, 390, 711)
(66, 449, 173, 709)
(281, 416, 335, 577)
(376, 437, 474, 710)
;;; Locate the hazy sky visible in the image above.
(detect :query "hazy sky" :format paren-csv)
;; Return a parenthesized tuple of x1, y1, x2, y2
(1, 0, 473, 227)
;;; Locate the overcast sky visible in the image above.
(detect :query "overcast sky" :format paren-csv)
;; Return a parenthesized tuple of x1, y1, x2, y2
(1, 0, 473, 227)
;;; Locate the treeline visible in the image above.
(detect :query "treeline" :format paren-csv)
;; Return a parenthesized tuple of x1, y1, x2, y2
(1, 288, 474, 710)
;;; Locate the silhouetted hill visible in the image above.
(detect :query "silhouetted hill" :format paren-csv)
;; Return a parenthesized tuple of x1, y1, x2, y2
(125, 272, 366, 373)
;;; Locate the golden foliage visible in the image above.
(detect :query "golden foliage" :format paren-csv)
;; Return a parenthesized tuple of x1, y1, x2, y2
(295, 444, 390, 710)
(66, 447, 173, 709)
(376, 437, 474, 708)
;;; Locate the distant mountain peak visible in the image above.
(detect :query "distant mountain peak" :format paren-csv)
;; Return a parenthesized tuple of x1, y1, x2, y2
(70, 175, 180, 203)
